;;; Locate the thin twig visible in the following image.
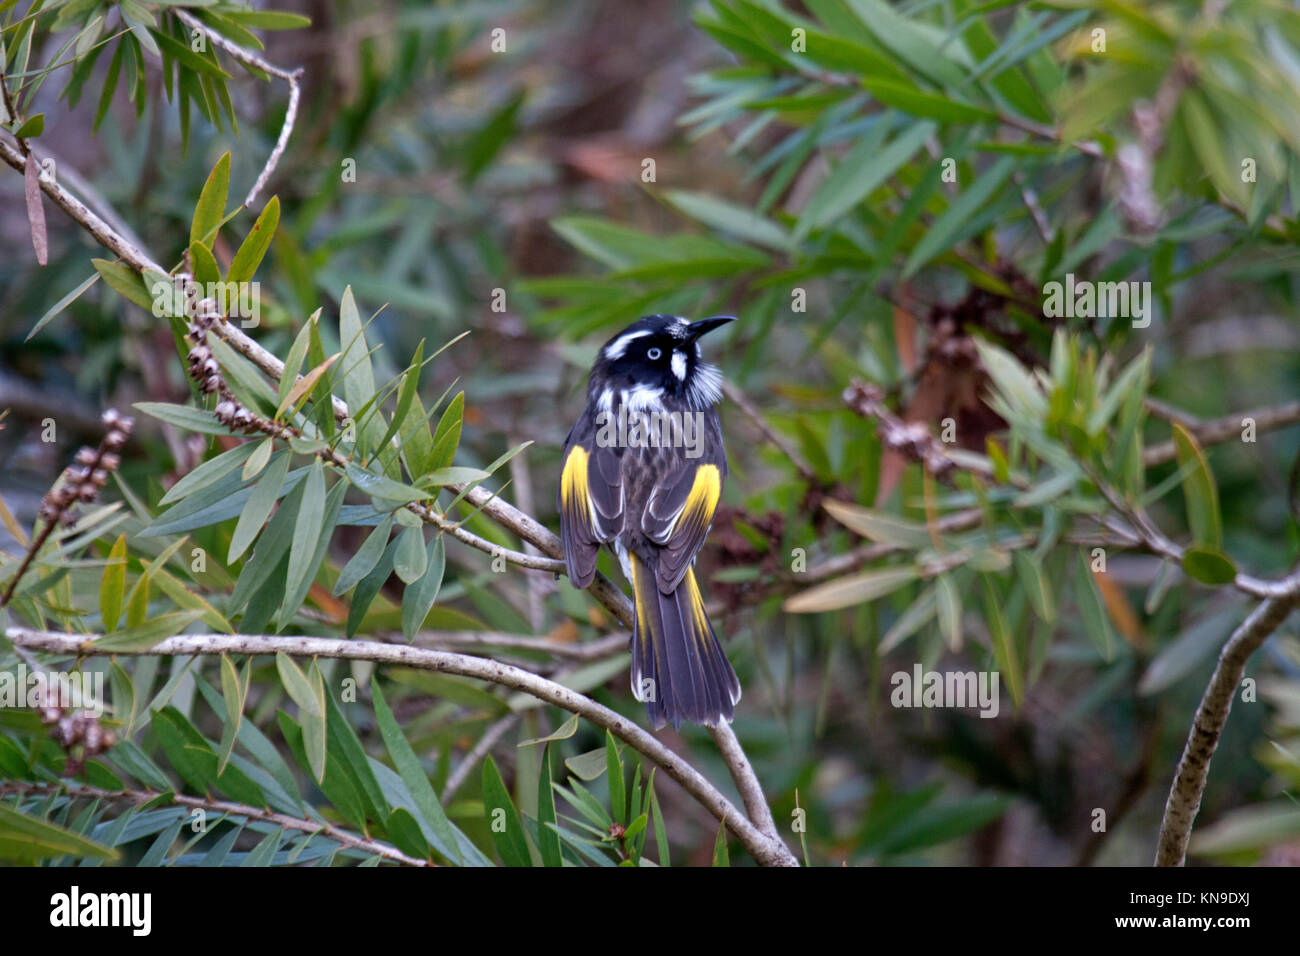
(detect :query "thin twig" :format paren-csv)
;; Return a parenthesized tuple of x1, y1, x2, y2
(722, 380, 819, 484)
(0, 780, 428, 866)
(1154, 591, 1300, 865)
(6, 628, 799, 866)
(442, 713, 521, 802)
(174, 10, 303, 209)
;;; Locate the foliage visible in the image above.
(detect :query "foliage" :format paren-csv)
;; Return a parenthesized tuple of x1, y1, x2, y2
(3, 0, 1300, 867)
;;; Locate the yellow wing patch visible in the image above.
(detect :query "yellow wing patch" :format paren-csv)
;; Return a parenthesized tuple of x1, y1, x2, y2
(674, 463, 721, 536)
(561, 445, 592, 524)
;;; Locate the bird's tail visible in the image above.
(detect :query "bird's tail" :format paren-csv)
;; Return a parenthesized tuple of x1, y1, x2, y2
(628, 554, 741, 729)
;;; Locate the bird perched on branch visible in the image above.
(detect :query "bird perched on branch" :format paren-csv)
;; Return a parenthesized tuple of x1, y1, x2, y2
(558, 314, 741, 729)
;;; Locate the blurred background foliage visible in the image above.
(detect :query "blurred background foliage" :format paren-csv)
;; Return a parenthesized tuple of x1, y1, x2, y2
(3, 0, 1300, 866)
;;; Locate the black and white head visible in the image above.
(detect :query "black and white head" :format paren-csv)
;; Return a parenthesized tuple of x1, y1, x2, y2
(589, 314, 733, 411)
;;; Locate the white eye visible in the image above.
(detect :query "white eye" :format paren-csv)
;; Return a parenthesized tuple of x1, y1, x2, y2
(647, 347, 662, 360)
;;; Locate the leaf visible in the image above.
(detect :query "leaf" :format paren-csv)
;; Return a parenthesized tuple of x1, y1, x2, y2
(822, 500, 933, 548)
(227, 196, 280, 284)
(134, 401, 235, 436)
(1138, 607, 1240, 695)
(371, 683, 463, 865)
(1189, 803, 1300, 857)
(536, 747, 563, 867)
(14, 113, 44, 138)
(980, 577, 1022, 708)
(482, 756, 531, 867)
(1013, 551, 1054, 623)
(276, 352, 339, 420)
(518, 714, 580, 748)
(1171, 423, 1223, 551)
(401, 534, 446, 640)
(666, 190, 790, 251)
(903, 155, 1017, 278)
(712, 820, 730, 867)
(1073, 552, 1114, 661)
(217, 653, 245, 775)
(393, 525, 428, 585)
(23, 153, 47, 265)
(344, 462, 429, 506)
(99, 533, 127, 633)
(421, 466, 490, 486)
(26, 271, 98, 341)
(242, 438, 274, 481)
(228, 450, 291, 562)
(277, 314, 316, 409)
(428, 391, 464, 471)
(0, 804, 119, 863)
(282, 460, 327, 609)
(335, 513, 394, 596)
(93, 609, 202, 652)
(1181, 547, 1237, 586)
(605, 731, 626, 825)
(191, 152, 230, 245)
(935, 573, 962, 650)
(784, 565, 917, 613)
(794, 120, 934, 239)
(276, 652, 321, 717)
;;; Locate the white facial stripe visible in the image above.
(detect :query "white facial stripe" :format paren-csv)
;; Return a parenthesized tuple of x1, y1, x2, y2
(604, 330, 651, 361)
(671, 350, 687, 381)
(597, 388, 613, 412)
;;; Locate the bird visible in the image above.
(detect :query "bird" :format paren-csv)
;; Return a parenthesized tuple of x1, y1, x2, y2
(558, 314, 741, 729)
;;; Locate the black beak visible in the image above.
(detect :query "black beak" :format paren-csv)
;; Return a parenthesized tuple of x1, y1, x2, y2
(686, 315, 736, 341)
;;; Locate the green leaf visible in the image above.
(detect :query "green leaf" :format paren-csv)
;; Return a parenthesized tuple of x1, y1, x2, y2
(903, 155, 1016, 278)
(1171, 423, 1223, 551)
(393, 525, 428, 585)
(1073, 552, 1114, 661)
(518, 714, 580, 748)
(99, 533, 127, 633)
(191, 152, 230, 245)
(428, 391, 464, 471)
(401, 534, 446, 640)
(275, 652, 321, 717)
(93, 609, 202, 652)
(242, 438, 274, 481)
(93, 259, 153, 311)
(226, 196, 280, 284)
(822, 500, 933, 548)
(536, 747, 562, 867)
(1189, 803, 1300, 858)
(228, 450, 291, 562)
(794, 120, 934, 239)
(134, 401, 235, 437)
(217, 654, 245, 775)
(980, 576, 1022, 707)
(666, 190, 790, 251)
(282, 460, 327, 606)
(712, 820, 730, 867)
(482, 756, 531, 867)
(372, 682, 463, 865)
(605, 732, 626, 825)
(1181, 547, 1237, 587)
(935, 573, 962, 650)
(335, 513, 394, 596)
(784, 565, 917, 613)
(13, 113, 44, 138)
(26, 271, 99, 341)
(0, 804, 118, 863)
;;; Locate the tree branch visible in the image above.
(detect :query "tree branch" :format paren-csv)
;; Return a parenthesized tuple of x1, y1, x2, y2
(6, 628, 799, 867)
(1154, 591, 1300, 865)
(0, 780, 427, 866)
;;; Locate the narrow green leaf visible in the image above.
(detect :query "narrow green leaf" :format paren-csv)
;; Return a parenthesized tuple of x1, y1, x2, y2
(99, 533, 127, 633)
(191, 152, 230, 245)
(228, 450, 291, 562)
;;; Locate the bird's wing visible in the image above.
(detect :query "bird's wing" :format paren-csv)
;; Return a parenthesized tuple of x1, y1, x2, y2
(558, 435, 624, 588)
(640, 444, 726, 593)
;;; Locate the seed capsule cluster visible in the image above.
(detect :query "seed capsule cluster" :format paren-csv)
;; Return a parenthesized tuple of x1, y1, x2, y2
(37, 409, 134, 527)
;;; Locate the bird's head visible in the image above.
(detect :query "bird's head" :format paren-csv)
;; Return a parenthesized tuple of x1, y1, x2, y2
(589, 314, 734, 410)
